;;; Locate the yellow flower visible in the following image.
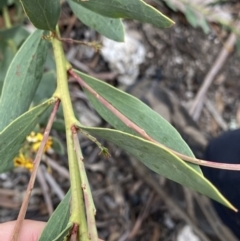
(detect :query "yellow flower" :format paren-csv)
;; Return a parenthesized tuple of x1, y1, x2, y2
(26, 131, 39, 143)
(27, 132, 53, 153)
(13, 131, 54, 172)
(14, 153, 33, 171)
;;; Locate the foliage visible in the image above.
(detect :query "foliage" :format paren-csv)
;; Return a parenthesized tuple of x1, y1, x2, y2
(156, 0, 234, 34)
(0, 1, 237, 240)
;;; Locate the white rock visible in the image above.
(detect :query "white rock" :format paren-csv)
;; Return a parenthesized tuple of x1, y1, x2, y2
(101, 33, 146, 85)
(177, 225, 201, 241)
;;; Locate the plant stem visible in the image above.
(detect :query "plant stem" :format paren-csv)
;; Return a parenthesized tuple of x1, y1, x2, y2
(52, 29, 76, 125)
(11, 99, 60, 241)
(2, 6, 17, 53)
(56, 36, 102, 51)
(70, 223, 79, 241)
(78, 128, 109, 157)
(51, 27, 89, 241)
(72, 126, 98, 241)
(66, 127, 89, 241)
(3, 6, 11, 28)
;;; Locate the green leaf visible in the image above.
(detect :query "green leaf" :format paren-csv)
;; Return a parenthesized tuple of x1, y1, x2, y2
(0, 41, 15, 95)
(45, 51, 56, 71)
(79, 125, 235, 211)
(7, 0, 14, 5)
(52, 136, 65, 155)
(68, 0, 124, 42)
(185, 6, 198, 28)
(0, 30, 48, 132)
(0, 25, 29, 43)
(0, 0, 8, 8)
(73, 70, 202, 174)
(163, 0, 177, 12)
(0, 26, 19, 40)
(0, 26, 29, 95)
(34, 71, 56, 105)
(200, 17, 210, 34)
(52, 119, 65, 132)
(52, 222, 72, 241)
(72, 0, 174, 29)
(7, 0, 16, 5)
(0, 98, 55, 173)
(20, 0, 60, 30)
(38, 190, 72, 241)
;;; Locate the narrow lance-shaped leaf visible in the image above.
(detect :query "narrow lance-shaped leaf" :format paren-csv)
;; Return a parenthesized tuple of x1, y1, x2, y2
(68, 0, 125, 42)
(0, 25, 23, 40)
(34, 71, 56, 105)
(0, 25, 29, 95)
(0, 98, 56, 173)
(52, 137, 65, 155)
(0, 25, 29, 46)
(0, 0, 8, 8)
(20, 0, 60, 30)
(38, 190, 72, 241)
(72, 70, 202, 174)
(0, 42, 15, 95)
(72, 0, 174, 29)
(0, 30, 48, 131)
(0, 26, 29, 96)
(78, 125, 236, 211)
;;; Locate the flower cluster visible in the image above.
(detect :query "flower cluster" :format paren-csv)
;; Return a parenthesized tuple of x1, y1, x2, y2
(13, 132, 53, 171)
(14, 153, 34, 172)
(26, 132, 53, 152)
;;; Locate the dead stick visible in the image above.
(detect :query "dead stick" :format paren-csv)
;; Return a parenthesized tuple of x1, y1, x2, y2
(205, 99, 228, 131)
(68, 69, 240, 172)
(43, 166, 65, 200)
(47, 157, 70, 179)
(37, 165, 53, 215)
(189, 28, 238, 120)
(130, 157, 211, 241)
(10, 99, 60, 241)
(128, 193, 154, 239)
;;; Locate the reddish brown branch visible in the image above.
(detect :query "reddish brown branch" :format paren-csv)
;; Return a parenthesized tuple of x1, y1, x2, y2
(11, 99, 60, 241)
(70, 223, 79, 241)
(68, 69, 240, 172)
(51, 31, 101, 51)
